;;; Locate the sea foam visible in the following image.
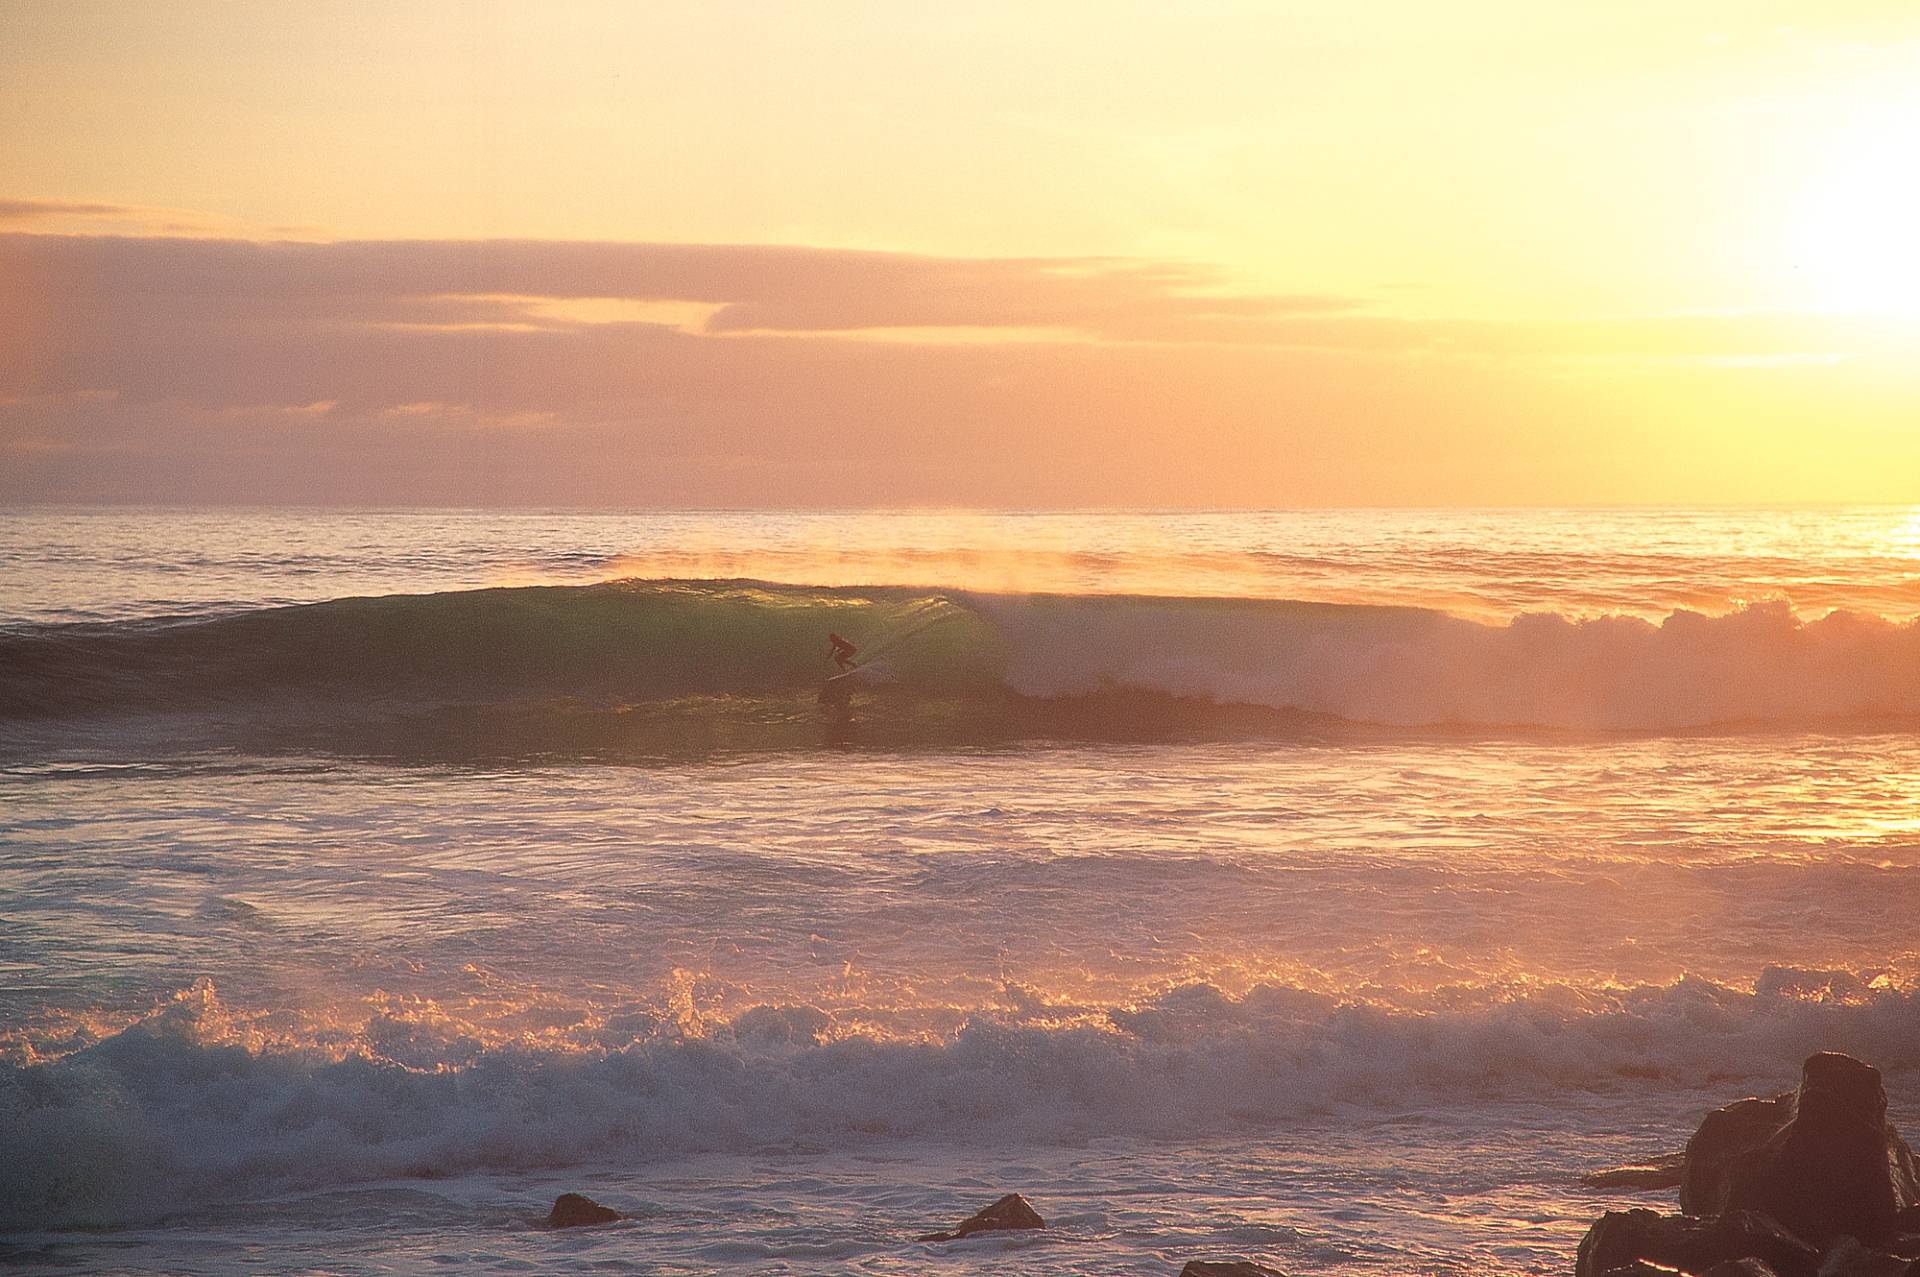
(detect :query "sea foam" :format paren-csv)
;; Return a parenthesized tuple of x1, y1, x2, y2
(6, 971, 1919, 1230)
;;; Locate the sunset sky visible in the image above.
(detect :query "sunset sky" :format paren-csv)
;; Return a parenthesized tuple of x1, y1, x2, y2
(5, 0, 1920, 505)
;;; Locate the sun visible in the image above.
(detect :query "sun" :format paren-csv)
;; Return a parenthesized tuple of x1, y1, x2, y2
(1790, 110, 1920, 315)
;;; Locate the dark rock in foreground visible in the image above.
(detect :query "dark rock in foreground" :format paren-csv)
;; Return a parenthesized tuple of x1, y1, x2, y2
(1576, 1052, 1920, 1277)
(1178, 1261, 1290, 1276)
(1816, 1236, 1920, 1276)
(1575, 1208, 1819, 1277)
(1584, 1153, 1688, 1192)
(547, 1192, 623, 1228)
(918, 1192, 1046, 1242)
(1684, 1052, 1920, 1248)
(1680, 1093, 1792, 1215)
(1597, 1262, 1784, 1277)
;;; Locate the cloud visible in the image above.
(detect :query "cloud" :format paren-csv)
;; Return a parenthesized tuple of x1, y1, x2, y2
(0, 200, 140, 222)
(0, 200, 294, 238)
(3, 232, 1917, 506)
(0, 232, 1352, 341)
(9, 231, 1905, 355)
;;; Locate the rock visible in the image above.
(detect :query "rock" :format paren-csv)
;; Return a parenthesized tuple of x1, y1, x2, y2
(918, 1192, 1045, 1242)
(546, 1192, 622, 1228)
(1574, 1208, 1820, 1277)
(1682, 1094, 1795, 1214)
(1578, 1056, 1920, 1277)
(1585, 1153, 1688, 1192)
(1595, 1264, 1786, 1277)
(1705, 1053, 1920, 1248)
(1595, 1265, 1784, 1277)
(1816, 1236, 1920, 1277)
(1178, 1263, 1290, 1277)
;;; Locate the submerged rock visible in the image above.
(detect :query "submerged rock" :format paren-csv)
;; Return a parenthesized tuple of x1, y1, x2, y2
(917, 1192, 1046, 1242)
(1574, 1207, 1819, 1277)
(1685, 1053, 1920, 1248)
(546, 1192, 623, 1228)
(1584, 1153, 1688, 1192)
(1177, 1262, 1290, 1276)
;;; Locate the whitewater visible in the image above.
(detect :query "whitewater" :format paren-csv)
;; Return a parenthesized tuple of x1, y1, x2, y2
(3, 506, 1920, 1276)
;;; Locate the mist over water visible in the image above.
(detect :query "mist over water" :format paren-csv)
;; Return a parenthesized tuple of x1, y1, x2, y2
(7, 505, 1920, 624)
(3, 507, 1919, 1275)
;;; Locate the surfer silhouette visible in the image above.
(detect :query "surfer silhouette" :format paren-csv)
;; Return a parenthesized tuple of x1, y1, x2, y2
(828, 632, 858, 673)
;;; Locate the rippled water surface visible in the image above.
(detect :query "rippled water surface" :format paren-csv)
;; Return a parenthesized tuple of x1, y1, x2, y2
(6, 505, 1920, 623)
(3, 507, 1919, 1275)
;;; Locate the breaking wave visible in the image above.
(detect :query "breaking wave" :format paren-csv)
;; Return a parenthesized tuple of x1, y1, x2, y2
(5, 972, 1920, 1230)
(3, 579, 1919, 757)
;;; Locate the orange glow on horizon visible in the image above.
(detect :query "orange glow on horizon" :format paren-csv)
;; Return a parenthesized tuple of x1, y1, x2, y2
(4, 2, 1920, 505)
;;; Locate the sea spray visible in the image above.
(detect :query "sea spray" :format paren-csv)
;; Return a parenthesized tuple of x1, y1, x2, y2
(7, 971, 1920, 1230)
(5, 583, 1920, 757)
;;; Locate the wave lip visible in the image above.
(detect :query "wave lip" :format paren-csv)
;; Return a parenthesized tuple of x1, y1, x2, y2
(981, 593, 1920, 731)
(3, 581, 1919, 752)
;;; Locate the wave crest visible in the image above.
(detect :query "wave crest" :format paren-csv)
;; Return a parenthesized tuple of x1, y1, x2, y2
(5, 972, 1920, 1229)
(3, 582, 1919, 754)
(986, 594, 1920, 730)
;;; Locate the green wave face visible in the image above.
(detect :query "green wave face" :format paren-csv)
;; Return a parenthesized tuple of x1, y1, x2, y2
(225, 579, 1009, 698)
(6, 577, 1920, 761)
(0, 580, 1009, 713)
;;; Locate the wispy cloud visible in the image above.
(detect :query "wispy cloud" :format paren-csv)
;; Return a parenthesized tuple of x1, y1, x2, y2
(3, 232, 1916, 506)
(0, 199, 144, 223)
(0, 233, 1354, 341)
(0, 201, 295, 236)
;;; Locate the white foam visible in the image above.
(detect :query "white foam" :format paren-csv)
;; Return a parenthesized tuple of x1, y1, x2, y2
(982, 597, 1920, 729)
(7, 972, 1918, 1230)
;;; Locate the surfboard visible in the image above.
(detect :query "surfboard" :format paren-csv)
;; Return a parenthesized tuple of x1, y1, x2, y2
(825, 665, 863, 683)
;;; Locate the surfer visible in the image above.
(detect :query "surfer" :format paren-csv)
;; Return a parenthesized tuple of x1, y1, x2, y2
(828, 632, 858, 673)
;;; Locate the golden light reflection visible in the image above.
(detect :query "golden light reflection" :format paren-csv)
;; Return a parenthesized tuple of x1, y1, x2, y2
(1887, 509, 1920, 557)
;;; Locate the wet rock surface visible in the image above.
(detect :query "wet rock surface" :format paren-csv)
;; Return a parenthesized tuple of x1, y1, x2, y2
(1576, 1053, 1920, 1277)
(918, 1192, 1046, 1243)
(1681, 1095, 1794, 1215)
(1584, 1153, 1688, 1192)
(1715, 1053, 1919, 1248)
(546, 1192, 622, 1228)
(1577, 1208, 1818, 1277)
(1815, 1236, 1920, 1276)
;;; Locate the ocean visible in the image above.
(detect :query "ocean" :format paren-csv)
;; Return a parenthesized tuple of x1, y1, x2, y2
(2, 506, 1919, 1275)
